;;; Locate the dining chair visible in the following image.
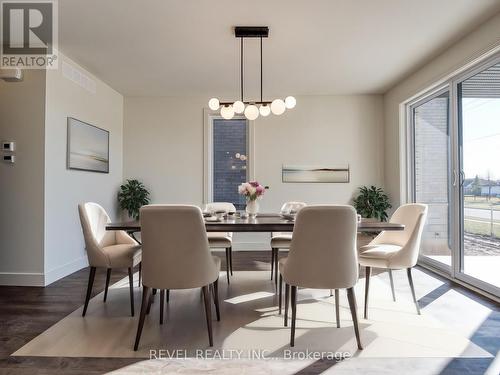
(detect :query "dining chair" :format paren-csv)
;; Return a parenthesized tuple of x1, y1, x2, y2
(279, 205, 362, 349)
(78, 202, 141, 317)
(271, 201, 306, 284)
(205, 202, 236, 284)
(358, 204, 428, 318)
(134, 205, 221, 350)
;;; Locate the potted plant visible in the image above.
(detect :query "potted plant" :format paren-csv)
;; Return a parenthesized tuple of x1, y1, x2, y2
(353, 185, 392, 222)
(117, 179, 151, 220)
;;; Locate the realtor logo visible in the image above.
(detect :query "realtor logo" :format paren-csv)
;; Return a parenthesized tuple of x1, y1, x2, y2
(1, 1, 58, 68)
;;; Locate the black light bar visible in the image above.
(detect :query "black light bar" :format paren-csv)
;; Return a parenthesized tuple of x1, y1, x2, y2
(234, 26, 269, 38)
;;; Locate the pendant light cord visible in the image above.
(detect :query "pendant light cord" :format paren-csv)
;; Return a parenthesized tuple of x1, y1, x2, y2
(240, 37, 244, 102)
(260, 36, 263, 103)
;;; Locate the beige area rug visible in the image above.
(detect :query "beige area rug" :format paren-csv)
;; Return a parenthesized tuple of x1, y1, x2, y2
(13, 270, 492, 360)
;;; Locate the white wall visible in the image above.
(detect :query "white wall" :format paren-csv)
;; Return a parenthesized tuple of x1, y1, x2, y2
(123, 97, 205, 205)
(254, 95, 384, 212)
(0, 70, 46, 285)
(44, 53, 124, 284)
(383, 12, 500, 205)
(124, 95, 384, 210)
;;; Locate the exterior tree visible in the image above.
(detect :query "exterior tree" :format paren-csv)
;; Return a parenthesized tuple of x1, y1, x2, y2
(471, 175, 482, 199)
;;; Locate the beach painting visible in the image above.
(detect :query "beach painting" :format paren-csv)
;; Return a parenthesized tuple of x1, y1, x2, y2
(67, 118, 109, 173)
(282, 165, 350, 183)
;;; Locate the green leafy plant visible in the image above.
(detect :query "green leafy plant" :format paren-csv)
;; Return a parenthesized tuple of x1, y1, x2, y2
(118, 179, 150, 220)
(353, 185, 392, 222)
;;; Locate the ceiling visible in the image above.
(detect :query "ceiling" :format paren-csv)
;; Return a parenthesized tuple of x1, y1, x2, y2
(58, 0, 500, 98)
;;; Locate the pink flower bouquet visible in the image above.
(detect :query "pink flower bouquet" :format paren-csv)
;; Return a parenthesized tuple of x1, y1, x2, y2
(238, 181, 265, 201)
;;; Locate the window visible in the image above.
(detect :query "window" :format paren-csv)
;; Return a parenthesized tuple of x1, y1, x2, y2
(406, 50, 500, 298)
(207, 117, 249, 210)
(458, 62, 500, 290)
(411, 90, 452, 269)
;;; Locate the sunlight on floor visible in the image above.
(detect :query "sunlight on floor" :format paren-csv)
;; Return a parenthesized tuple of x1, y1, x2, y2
(225, 292, 275, 304)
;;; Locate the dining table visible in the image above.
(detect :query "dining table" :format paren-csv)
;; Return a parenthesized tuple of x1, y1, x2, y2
(106, 213, 405, 233)
(107, 213, 404, 294)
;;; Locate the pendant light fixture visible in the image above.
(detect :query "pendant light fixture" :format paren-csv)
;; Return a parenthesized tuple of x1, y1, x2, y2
(208, 26, 296, 120)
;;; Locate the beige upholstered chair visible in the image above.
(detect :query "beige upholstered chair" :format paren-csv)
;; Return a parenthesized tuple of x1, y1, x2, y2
(205, 202, 236, 284)
(134, 205, 221, 350)
(359, 204, 428, 318)
(279, 205, 362, 349)
(271, 201, 307, 283)
(78, 202, 141, 317)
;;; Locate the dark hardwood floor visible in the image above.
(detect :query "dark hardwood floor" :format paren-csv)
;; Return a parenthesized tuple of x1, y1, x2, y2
(0, 251, 498, 375)
(0, 251, 271, 374)
(0, 265, 138, 374)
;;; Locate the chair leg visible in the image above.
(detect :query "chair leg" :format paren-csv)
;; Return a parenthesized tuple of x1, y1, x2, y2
(213, 278, 220, 321)
(225, 248, 230, 284)
(146, 290, 153, 314)
(270, 248, 275, 280)
(347, 287, 363, 350)
(103, 268, 111, 302)
(278, 273, 283, 314)
(128, 268, 135, 317)
(138, 262, 142, 287)
(167, 289, 170, 303)
(134, 286, 150, 351)
(388, 269, 396, 302)
(290, 285, 297, 347)
(229, 246, 233, 275)
(160, 289, 165, 324)
(150, 288, 157, 304)
(335, 289, 340, 328)
(407, 268, 421, 315)
(82, 267, 96, 317)
(364, 266, 371, 319)
(202, 285, 214, 346)
(284, 283, 290, 327)
(274, 250, 279, 288)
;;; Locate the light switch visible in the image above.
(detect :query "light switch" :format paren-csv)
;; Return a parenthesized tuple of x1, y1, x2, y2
(3, 155, 15, 163)
(2, 141, 15, 152)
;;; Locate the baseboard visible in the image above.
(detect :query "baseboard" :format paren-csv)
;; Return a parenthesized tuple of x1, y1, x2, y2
(210, 243, 270, 251)
(44, 256, 89, 286)
(0, 272, 45, 286)
(232, 233, 271, 251)
(232, 242, 270, 251)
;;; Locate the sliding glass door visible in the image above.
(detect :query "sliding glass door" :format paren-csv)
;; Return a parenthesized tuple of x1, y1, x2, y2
(411, 89, 453, 271)
(456, 60, 500, 295)
(408, 52, 500, 297)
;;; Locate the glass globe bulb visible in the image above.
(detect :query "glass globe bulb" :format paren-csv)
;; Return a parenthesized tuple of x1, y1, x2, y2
(208, 98, 220, 111)
(244, 105, 259, 120)
(220, 105, 235, 120)
(271, 99, 286, 115)
(285, 96, 296, 109)
(259, 104, 271, 117)
(233, 100, 245, 114)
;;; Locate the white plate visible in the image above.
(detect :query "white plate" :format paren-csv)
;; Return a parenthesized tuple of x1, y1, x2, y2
(205, 216, 221, 222)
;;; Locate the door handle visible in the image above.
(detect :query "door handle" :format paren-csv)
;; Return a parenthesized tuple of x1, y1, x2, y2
(460, 170, 465, 187)
(452, 170, 457, 187)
